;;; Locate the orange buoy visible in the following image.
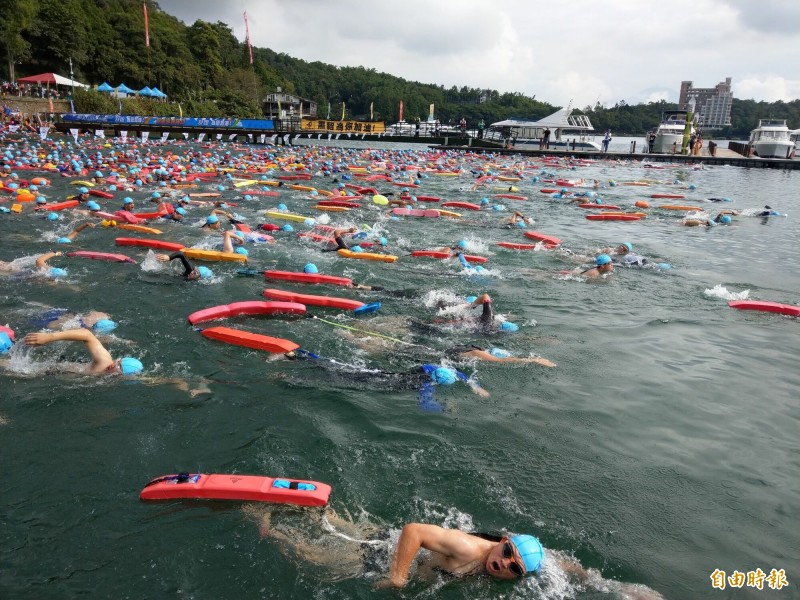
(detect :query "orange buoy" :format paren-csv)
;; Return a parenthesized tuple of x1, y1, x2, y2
(635, 200, 650, 209)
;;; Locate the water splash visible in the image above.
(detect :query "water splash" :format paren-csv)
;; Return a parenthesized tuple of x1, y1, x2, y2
(704, 284, 750, 301)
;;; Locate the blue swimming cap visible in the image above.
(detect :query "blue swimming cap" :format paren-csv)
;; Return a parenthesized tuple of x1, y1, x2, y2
(282, 224, 294, 232)
(474, 265, 486, 273)
(95, 171, 102, 178)
(516, 220, 526, 228)
(379, 236, 387, 246)
(720, 215, 731, 224)
(47, 212, 59, 221)
(303, 218, 315, 226)
(57, 237, 72, 244)
(621, 242, 633, 252)
(432, 367, 457, 385)
(217, 185, 225, 191)
(489, 348, 511, 358)
(79, 186, 89, 194)
(277, 203, 287, 211)
(244, 195, 252, 201)
(197, 266, 213, 279)
(151, 191, 161, 199)
(500, 321, 519, 332)
(175, 207, 186, 216)
(93, 319, 117, 334)
(0, 331, 12, 354)
(36, 196, 47, 204)
(304, 263, 318, 274)
(206, 215, 218, 224)
(689, 183, 697, 190)
(109, 184, 117, 191)
(120, 357, 143, 375)
(657, 262, 672, 270)
(49, 267, 68, 278)
(86, 200, 101, 211)
(234, 247, 248, 256)
(508, 535, 544, 575)
(457, 240, 468, 249)
(596, 253, 612, 266)
(123, 197, 134, 205)
(481, 197, 489, 205)
(350, 245, 363, 253)
(465, 295, 478, 303)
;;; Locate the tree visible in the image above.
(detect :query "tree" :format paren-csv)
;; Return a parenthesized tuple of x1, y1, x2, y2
(0, 0, 37, 80)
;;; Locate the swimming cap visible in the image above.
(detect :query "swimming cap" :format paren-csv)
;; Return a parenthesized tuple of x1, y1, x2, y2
(720, 215, 731, 224)
(123, 197, 134, 205)
(86, 200, 101, 211)
(234, 247, 248, 256)
(500, 321, 519, 332)
(489, 348, 511, 358)
(49, 267, 68, 278)
(120, 357, 143, 375)
(197, 266, 213, 279)
(206, 215, 218, 224)
(93, 319, 117, 334)
(57, 237, 72, 244)
(379, 236, 387, 246)
(78, 186, 89, 194)
(47, 212, 59, 221)
(95, 171, 102, 178)
(432, 367, 457, 385)
(621, 242, 633, 252)
(0, 331, 12, 355)
(277, 203, 287, 211)
(151, 191, 161, 199)
(457, 240, 468, 249)
(595, 254, 612, 266)
(516, 220, 526, 228)
(350, 245, 363, 253)
(36, 196, 47, 204)
(657, 262, 672, 270)
(282, 224, 294, 232)
(508, 535, 544, 575)
(175, 207, 186, 216)
(303, 218, 315, 226)
(465, 296, 478, 304)
(303, 263, 319, 274)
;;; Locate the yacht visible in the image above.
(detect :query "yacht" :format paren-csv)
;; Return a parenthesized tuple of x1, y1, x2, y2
(749, 119, 794, 159)
(478, 103, 601, 151)
(646, 110, 696, 154)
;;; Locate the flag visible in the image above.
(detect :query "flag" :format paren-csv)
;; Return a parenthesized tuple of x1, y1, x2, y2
(429, 104, 434, 120)
(118, 98, 122, 115)
(69, 99, 75, 113)
(178, 103, 182, 118)
(399, 100, 403, 122)
(244, 11, 253, 64)
(143, 2, 150, 47)
(370, 102, 374, 120)
(48, 97, 54, 113)
(341, 102, 345, 120)
(326, 102, 330, 119)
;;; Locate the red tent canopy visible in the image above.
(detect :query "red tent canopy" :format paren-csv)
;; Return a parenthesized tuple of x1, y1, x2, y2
(16, 72, 88, 88)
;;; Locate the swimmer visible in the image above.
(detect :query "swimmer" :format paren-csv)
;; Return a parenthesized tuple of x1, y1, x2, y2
(31, 307, 117, 334)
(756, 205, 782, 217)
(20, 328, 142, 375)
(0, 251, 68, 279)
(445, 344, 556, 367)
(321, 227, 358, 252)
(155, 251, 214, 281)
(683, 211, 736, 227)
(433, 293, 519, 333)
(581, 254, 614, 278)
(53, 221, 95, 244)
(200, 214, 221, 230)
(503, 211, 531, 228)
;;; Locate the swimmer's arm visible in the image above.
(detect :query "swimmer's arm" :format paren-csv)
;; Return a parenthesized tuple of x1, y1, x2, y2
(384, 524, 466, 588)
(35, 251, 61, 269)
(24, 328, 113, 370)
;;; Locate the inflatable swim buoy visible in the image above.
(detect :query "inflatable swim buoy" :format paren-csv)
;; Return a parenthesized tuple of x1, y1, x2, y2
(441, 201, 481, 211)
(116, 224, 163, 234)
(264, 270, 353, 287)
(495, 242, 538, 250)
(263, 288, 365, 310)
(89, 189, 113, 199)
(34, 200, 79, 212)
(67, 251, 137, 263)
(585, 214, 641, 221)
(523, 231, 562, 247)
(728, 300, 800, 317)
(337, 249, 398, 263)
(188, 301, 306, 325)
(139, 471, 330, 505)
(115, 237, 184, 252)
(181, 248, 248, 263)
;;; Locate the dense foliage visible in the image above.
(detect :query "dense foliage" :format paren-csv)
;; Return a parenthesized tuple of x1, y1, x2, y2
(6, 0, 798, 137)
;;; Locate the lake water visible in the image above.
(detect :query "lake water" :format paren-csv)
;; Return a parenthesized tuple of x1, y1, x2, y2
(1, 137, 797, 599)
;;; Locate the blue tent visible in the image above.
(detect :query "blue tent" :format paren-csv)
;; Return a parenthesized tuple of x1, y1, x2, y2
(138, 86, 154, 97)
(150, 87, 167, 98)
(116, 83, 135, 94)
(97, 82, 114, 92)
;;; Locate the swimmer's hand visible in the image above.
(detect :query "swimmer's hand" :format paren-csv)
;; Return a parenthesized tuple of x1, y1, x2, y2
(374, 576, 407, 589)
(155, 254, 170, 263)
(532, 357, 557, 368)
(24, 332, 52, 346)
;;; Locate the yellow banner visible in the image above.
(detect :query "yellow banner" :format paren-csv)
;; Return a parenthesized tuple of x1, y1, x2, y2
(301, 118, 385, 134)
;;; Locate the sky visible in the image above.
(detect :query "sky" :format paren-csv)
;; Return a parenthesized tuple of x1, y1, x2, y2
(158, 0, 800, 109)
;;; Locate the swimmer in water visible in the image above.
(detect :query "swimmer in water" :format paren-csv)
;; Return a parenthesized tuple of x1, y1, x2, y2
(20, 328, 142, 375)
(244, 509, 663, 599)
(683, 211, 736, 227)
(28, 307, 117, 334)
(581, 254, 614, 278)
(503, 211, 532, 228)
(0, 251, 69, 279)
(431, 293, 520, 333)
(155, 251, 214, 281)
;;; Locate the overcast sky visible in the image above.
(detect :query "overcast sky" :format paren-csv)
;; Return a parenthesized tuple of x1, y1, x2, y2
(158, 0, 800, 109)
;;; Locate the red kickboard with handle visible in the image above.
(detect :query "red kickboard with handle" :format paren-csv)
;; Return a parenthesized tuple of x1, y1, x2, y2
(200, 326, 300, 354)
(140, 472, 331, 506)
(728, 300, 800, 317)
(188, 301, 307, 325)
(263, 288, 364, 310)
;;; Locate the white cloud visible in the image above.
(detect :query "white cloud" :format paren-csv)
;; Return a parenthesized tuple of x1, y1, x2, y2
(158, 0, 800, 105)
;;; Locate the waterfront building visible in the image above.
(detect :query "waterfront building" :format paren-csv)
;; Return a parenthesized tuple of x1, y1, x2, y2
(679, 77, 733, 129)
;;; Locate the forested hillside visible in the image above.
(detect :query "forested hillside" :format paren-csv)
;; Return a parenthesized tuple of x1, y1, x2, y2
(1, 0, 797, 137)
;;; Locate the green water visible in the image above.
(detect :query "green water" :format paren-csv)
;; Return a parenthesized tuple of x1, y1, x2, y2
(1, 142, 798, 599)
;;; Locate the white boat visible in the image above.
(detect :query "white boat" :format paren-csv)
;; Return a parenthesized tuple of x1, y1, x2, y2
(478, 103, 601, 151)
(384, 119, 459, 137)
(646, 110, 696, 154)
(750, 119, 794, 159)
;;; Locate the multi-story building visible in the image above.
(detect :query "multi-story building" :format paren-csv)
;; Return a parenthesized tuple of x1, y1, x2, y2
(262, 88, 317, 120)
(678, 77, 733, 129)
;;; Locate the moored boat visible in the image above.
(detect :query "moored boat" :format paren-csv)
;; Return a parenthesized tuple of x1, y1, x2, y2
(646, 110, 696, 154)
(749, 119, 794, 159)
